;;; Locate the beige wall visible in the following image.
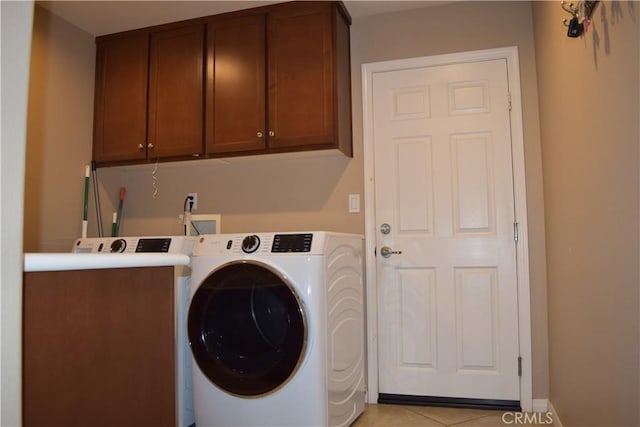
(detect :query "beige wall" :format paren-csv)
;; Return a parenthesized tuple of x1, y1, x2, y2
(97, 150, 364, 237)
(532, 1, 639, 426)
(24, 5, 98, 252)
(24, 0, 550, 401)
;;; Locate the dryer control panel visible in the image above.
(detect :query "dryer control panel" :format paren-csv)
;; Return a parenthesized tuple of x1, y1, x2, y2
(271, 234, 313, 253)
(195, 233, 315, 256)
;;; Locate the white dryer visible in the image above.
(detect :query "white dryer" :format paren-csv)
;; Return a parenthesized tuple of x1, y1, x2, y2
(188, 232, 365, 427)
(73, 236, 196, 427)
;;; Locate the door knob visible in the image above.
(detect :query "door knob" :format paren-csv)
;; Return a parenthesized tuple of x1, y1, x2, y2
(380, 246, 402, 258)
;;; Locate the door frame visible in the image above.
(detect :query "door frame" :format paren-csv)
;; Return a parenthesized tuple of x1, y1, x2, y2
(361, 46, 533, 411)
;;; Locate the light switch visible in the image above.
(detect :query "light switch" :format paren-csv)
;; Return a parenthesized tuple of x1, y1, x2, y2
(349, 194, 360, 213)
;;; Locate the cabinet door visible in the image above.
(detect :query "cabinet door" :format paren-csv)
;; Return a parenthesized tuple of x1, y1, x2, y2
(93, 33, 149, 163)
(149, 24, 204, 159)
(23, 267, 175, 427)
(267, 3, 335, 151)
(206, 14, 266, 154)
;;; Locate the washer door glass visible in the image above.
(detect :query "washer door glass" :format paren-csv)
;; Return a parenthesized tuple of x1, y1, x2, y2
(188, 261, 307, 397)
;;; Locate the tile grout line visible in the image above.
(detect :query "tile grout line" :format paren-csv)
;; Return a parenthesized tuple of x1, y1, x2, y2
(447, 413, 499, 427)
(398, 406, 446, 426)
(401, 406, 502, 426)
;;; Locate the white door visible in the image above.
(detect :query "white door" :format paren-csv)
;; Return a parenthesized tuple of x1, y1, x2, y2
(373, 58, 520, 401)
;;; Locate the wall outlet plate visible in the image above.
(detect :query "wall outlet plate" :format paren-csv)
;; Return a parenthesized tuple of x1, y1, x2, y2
(187, 193, 198, 211)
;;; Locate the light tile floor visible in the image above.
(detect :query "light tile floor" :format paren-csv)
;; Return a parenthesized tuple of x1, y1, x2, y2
(352, 404, 558, 427)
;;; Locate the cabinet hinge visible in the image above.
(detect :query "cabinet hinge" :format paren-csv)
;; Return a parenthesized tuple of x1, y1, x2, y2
(518, 356, 523, 377)
(508, 91, 512, 111)
(513, 222, 519, 242)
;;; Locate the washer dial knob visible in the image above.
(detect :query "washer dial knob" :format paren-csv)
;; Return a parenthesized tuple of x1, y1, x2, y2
(241, 235, 260, 253)
(110, 239, 127, 253)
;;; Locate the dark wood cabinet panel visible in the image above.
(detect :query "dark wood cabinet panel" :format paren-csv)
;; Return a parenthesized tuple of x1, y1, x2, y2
(149, 24, 205, 159)
(267, 2, 352, 155)
(267, 3, 335, 151)
(334, 4, 353, 157)
(93, 33, 149, 163)
(23, 267, 176, 427)
(206, 14, 267, 154)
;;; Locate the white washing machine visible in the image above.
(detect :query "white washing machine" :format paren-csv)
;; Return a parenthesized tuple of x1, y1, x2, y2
(73, 236, 196, 427)
(188, 232, 365, 427)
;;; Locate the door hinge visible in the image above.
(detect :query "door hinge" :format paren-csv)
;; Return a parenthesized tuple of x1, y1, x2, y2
(518, 356, 523, 377)
(507, 91, 512, 111)
(513, 222, 519, 242)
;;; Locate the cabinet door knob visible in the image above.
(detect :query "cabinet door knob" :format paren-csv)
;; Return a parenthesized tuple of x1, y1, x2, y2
(257, 132, 264, 138)
(138, 144, 144, 151)
(147, 143, 154, 149)
(269, 131, 275, 137)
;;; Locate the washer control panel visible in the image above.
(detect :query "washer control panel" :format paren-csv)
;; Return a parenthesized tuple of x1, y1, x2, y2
(73, 237, 194, 254)
(135, 238, 173, 253)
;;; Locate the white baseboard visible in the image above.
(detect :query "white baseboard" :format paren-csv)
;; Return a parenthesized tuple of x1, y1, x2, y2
(548, 401, 564, 427)
(532, 399, 548, 412)
(531, 399, 564, 426)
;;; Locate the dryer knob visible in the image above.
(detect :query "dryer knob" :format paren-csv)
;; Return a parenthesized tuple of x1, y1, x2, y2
(241, 234, 260, 253)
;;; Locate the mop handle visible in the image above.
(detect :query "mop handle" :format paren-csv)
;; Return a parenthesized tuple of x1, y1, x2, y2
(115, 187, 126, 237)
(82, 165, 89, 238)
(91, 161, 104, 237)
(111, 212, 117, 238)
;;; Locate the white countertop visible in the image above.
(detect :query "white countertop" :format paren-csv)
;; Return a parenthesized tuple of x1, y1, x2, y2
(24, 253, 190, 272)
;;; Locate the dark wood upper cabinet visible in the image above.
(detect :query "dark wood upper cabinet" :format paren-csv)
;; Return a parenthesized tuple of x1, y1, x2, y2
(267, 3, 342, 152)
(94, 24, 205, 166)
(93, 1, 351, 166)
(206, 14, 267, 154)
(93, 32, 149, 163)
(149, 24, 205, 159)
(206, 2, 352, 157)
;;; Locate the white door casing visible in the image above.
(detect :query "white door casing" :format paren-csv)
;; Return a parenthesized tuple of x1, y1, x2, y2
(362, 47, 533, 411)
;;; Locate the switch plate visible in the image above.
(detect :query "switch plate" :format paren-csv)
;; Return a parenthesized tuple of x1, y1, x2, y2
(348, 194, 360, 213)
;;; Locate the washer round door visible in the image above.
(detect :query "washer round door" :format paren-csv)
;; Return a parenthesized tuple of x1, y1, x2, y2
(188, 260, 307, 397)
